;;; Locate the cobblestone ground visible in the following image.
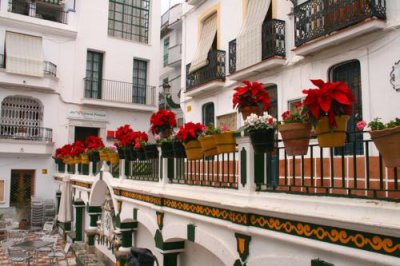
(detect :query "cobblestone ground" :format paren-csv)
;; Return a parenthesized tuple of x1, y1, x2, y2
(0, 232, 76, 265)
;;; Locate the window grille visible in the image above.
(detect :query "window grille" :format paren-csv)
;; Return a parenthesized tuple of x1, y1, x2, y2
(1, 96, 43, 128)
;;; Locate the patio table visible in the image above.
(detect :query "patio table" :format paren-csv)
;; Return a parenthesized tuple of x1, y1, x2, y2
(12, 240, 52, 250)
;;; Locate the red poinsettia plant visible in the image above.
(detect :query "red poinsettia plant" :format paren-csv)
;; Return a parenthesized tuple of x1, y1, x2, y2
(85, 136, 105, 151)
(302, 79, 354, 129)
(54, 144, 72, 159)
(132, 131, 149, 150)
(70, 141, 86, 157)
(150, 109, 177, 135)
(115, 125, 135, 148)
(176, 122, 205, 143)
(232, 80, 271, 111)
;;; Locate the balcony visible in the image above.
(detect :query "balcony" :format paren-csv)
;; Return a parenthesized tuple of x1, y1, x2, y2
(0, 54, 58, 92)
(82, 78, 157, 112)
(167, 44, 182, 67)
(9, 0, 68, 24)
(229, 19, 286, 80)
(294, 0, 386, 56)
(185, 49, 226, 97)
(0, 124, 53, 156)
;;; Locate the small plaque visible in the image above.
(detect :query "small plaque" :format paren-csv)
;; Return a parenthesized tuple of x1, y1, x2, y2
(41, 169, 48, 174)
(186, 105, 192, 112)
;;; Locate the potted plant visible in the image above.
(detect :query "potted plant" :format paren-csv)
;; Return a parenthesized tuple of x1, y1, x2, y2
(150, 109, 177, 138)
(302, 79, 354, 147)
(115, 125, 136, 160)
(233, 80, 271, 120)
(173, 139, 186, 158)
(244, 113, 277, 154)
(133, 131, 149, 161)
(198, 124, 218, 157)
(70, 141, 86, 164)
(85, 136, 104, 162)
(176, 122, 205, 160)
(278, 101, 312, 156)
(59, 144, 73, 165)
(53, 147, 66, 172)
(214, 125, 236, 154)
(368, 118, 400, 167)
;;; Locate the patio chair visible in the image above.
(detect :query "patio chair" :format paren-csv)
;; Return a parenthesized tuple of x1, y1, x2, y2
(36, 235, 58, 264)
(35, 221, 55, 237)
(7, 247, 32, 265)
(48, 241, 71, 266)
(7, 230, 27, 243)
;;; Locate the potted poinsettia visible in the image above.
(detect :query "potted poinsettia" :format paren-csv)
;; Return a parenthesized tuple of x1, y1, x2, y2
(367, 118, 400, 167)
(278, 101, 311, 156)
(70, 141, 86, 164)
(53, 147, 67, 171)
(198, 124, 218, 157)
(115, 125, 135, 160)
(214, 125, 236, 154)
(244, 113, 277, 154)
(233, 80, 271, 120)
(60, 144, 73, 165)
(133, 131, 150, 160)
(150, 109, 177, 138)
(176, 122, 205, 160)
(85, 136, 105, 162)
(302, 79, 354, 147)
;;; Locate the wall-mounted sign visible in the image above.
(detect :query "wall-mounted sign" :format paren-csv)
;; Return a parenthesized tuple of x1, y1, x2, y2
(41, 169, 48, 174)
(186, 105, 192, 112)
(390, 60, 400, 92)
(68, 110, 107, 121)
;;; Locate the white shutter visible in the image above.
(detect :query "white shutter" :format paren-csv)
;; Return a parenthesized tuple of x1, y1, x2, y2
(236, 0, 271, 71)
(5, 32, 44, 77)
(189, 13, 217, 73)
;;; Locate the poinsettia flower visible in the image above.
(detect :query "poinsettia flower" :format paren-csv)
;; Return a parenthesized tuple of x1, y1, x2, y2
(232, 80, 271, 111)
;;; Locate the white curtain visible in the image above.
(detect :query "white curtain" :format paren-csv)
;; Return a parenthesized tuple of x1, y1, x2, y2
(236, 0, 271, 71)
(189, 13, 218, 73)
(6, 31, 44, 77)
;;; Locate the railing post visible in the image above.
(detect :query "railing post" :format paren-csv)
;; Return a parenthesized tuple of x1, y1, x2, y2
(120, 159, 126, 180)
(89, 162, 93, 176)
(236, 136, 256, 193)
(75, 163, 79, 175)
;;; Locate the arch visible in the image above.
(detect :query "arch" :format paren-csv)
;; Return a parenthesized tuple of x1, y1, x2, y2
(1, 95, 43, 127)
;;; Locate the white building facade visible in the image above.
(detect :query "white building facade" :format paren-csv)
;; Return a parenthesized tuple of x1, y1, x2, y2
(0, 0, 160, 213)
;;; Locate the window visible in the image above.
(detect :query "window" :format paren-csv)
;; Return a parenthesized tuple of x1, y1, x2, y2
(108, 0, 150, 43)
(1, 96, 43, 127)
(265, 85, 277, 118)
(85, 51, 103, 99)
(163, 37, 170, 67)
(133, 59, 147, 104)
(202, 102, 215, 126)
(330, 60, 363, 155)
(74, 127, 100, 142)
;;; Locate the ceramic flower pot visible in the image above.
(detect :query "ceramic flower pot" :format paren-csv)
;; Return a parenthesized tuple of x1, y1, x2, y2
(240, 106, 263, 120)
(278, 123, 312, 156)
(315, 115, 349, 147)
(143, 144, 159, 159)
(99, 150, 109, 161)
(249, 128, 276, 154)
(172, 141, 186, 158)
(183, 140, 203, 160)
(80, 154, 89, 165)
(136, 148, 146, 161)
(214, 131, 236, 154)
(108, 152, 120, 164)
(117, 147, 125, 160)
(161, 142, 174, 158)
(198, 135, 218, 157)
(369, 126, 400, 167)
(128, 147, 138, 161)
(63, 156, 73, 165)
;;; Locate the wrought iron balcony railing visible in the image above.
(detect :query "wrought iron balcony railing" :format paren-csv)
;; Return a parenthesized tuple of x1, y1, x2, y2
(186, 49, 226, 91)
(0, 54, 57, 77)
(0, 124, 53, 142)
(229, 19, 286, 74)
(9, 0, 68, 24)
(294, 0, 386, 47)
(84, 78, 156, 106)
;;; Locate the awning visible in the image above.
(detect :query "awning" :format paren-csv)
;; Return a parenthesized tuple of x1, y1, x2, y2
(57, 175, 72, 225)
(188, 13, 217, 73)
(236, 0, 271, 71)
(5, 31, 44, 77)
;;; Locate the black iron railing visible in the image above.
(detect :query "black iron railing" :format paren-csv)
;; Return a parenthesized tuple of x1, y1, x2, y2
(254, 131, 399, 201)
(9, 0, 68, 24)
(186, 49, 226, 91)
(43, 61, 57, 77)
(229, 19, 286, 74)
(167, 152, 238, 189)
(294, 0, 386, 47)
(0, 124, 53, 142)
(84, 78, 156, 106)
(125, 159, 160, 182)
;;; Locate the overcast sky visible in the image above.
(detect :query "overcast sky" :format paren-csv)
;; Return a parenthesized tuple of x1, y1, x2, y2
(161, 0, 183, 14)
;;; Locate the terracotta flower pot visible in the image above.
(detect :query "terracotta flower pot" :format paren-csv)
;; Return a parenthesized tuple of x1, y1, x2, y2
(369, 126, 400, 167)
(278, 123, 312, 156)
(249, 128, 276, 154)
(240, 106, 262, 120)
(172, 141, 186, 158)
(214, 131, 236, 154)
(198, 135, 218, 157)
(99, 151, 108, 161)
(80, 154, 89, 165)
(143, 144, 159, 159)
(315, 115, 349, 147)
(161, 142, 174, 158)
(183, 140, 203, 160)
(108, 152, 120, 164)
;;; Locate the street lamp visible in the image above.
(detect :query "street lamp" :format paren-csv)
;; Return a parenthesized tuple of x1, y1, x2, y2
(162, 82, 171, 96)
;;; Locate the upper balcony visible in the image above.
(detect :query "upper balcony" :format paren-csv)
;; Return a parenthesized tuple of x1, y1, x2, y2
(185, 49, 226, 98)
(229, 19, 286, 81)
(0, 124, 53, 156)
(167, 44, 182, 68)
(82, 78, 157, 112)
(0, 54, 58, 92)
(8, 0, 68, 24)
(294, 0, 386, 56)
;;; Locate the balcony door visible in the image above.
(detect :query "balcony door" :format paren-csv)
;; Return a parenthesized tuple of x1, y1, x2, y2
(85, 51, 103, 99)
(132, 59, 147, 104)
(330, 60, 363, 155)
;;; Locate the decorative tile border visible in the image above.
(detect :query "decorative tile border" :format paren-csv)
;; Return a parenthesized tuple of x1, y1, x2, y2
(72, 181, 92, 189)
(113, 188, 400, 258)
